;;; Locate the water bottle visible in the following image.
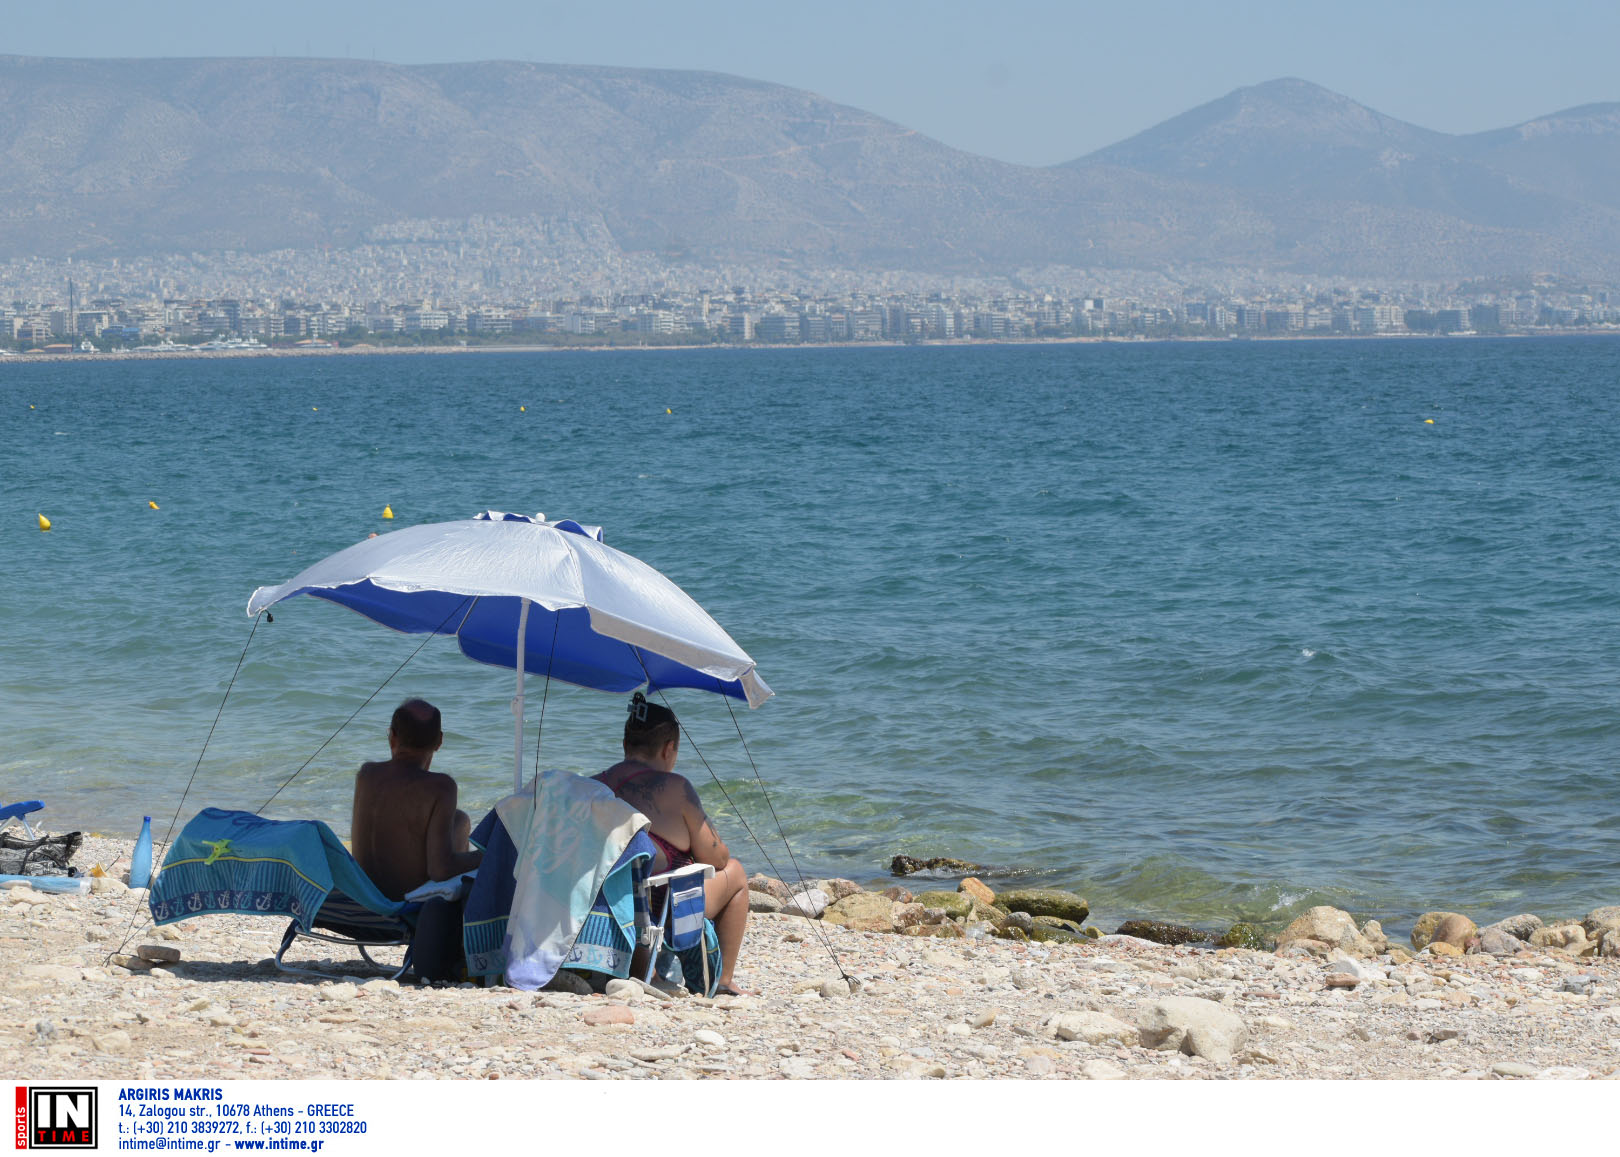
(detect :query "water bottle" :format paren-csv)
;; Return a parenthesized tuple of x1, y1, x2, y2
(0, 874, 90, 894)
(129, 817, 153, 889)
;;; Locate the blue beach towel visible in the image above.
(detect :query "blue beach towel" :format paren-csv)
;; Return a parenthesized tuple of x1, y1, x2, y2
(561, 831, 653, 977)
(150, 807, 408, 931)
(462, 808, 518, 978)
(464, 813, 654, 980)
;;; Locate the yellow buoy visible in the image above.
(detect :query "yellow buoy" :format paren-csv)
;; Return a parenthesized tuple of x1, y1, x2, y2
(520, 405, 526, 412)
(1424, 418, 1435, 424)
(37, 513, 51, 531)
(29, 404, 35, 409)
(665, 408, 672, 414)
(312, 406, 318, 411)
(148, 500, 160, 510)
(382, 505, 394, 520)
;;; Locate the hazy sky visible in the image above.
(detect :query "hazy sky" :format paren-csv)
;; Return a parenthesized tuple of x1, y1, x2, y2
(8, 0, 1617, 166)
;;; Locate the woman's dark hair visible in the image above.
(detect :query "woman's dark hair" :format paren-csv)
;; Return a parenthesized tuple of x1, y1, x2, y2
(391, 698, 442, 750)
(623, 691, 678, 754)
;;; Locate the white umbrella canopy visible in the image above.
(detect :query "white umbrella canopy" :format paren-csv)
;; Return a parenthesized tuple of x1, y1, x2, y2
(246, 513, 771, 791)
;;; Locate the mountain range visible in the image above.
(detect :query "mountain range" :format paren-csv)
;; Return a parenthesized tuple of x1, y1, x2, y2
(2, 56, 1617, 280)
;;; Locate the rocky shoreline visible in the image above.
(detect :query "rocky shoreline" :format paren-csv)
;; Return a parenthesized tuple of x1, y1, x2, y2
(4, 833, 1618, 1081)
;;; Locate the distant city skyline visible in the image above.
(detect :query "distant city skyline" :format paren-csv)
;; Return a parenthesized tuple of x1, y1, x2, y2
(6, 0, 1617, 168)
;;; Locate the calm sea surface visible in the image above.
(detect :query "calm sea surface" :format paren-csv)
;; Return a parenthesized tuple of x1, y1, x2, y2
(3, 339, 1618, 933)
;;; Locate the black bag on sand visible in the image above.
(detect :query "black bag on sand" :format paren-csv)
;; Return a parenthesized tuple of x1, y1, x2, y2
(0, 830, 83, 876)
(408, 896, 467, 983)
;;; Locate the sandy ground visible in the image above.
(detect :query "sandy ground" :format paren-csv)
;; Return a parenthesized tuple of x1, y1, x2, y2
(4, 834, 1618, 1081)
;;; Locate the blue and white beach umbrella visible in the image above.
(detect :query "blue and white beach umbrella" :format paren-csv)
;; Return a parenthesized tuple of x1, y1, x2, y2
(247, 512, 771, 792)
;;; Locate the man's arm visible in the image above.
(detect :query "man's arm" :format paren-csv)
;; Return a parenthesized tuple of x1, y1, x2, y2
(424, 776, 482, 881)
(680, 778, 730, 870)
(350, 765, 376, 868)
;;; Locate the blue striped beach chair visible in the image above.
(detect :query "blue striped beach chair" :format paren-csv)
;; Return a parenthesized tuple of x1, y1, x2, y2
(461, 810, 721, 994)
(149, 807, 420, 980)
(462, 821, 656, 983)
(640, 862, 721, 997)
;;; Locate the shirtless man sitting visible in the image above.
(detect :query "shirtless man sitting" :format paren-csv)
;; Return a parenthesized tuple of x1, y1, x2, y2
(351, 699, 483, 902)
(594, 692, 753, 995)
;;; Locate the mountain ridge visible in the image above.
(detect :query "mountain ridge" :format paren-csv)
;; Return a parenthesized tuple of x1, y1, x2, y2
(2, 57, 1617, 279)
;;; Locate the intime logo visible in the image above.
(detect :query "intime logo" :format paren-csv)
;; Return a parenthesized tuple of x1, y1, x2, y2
(14, 1087, 98, 1150)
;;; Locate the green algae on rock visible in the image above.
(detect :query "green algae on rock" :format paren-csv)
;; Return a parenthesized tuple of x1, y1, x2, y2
(913, 891, 974, 920)
(1216, 923, 1268, 951)
(1114, 920, 1212, 946)
(996, 888, 1089, 924)
(1032, 915, 1086, 935)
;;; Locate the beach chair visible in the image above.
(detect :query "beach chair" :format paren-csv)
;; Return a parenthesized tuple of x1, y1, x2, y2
(149, 807, 420, 980)
(462, 810, 654, 983)
(463, 777, 723, 995)
(639, 862, 721, 998)
(0, 800, 44, 839)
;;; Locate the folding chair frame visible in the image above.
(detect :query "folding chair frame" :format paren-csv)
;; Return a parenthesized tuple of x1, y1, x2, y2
(0, 801, 44, 840)
(638, 862, 714, 994)
(274, 920, 414, 981)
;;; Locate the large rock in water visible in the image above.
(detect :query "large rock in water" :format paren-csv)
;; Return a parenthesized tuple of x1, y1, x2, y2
(1276, 907, 1375, 957)
(1137, 996, 1249, 1065)
(823, 892, 895, 933)
(1114, 920, 1210, 946)
(891, 855, 987, 877)
(997, 889, 1089, 924)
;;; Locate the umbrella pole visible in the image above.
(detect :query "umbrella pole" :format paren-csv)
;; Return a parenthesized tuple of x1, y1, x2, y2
(512, 597, 530, 795)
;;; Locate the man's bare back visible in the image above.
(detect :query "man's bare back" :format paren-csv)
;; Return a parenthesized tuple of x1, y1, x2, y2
(351, 700, 481, 902)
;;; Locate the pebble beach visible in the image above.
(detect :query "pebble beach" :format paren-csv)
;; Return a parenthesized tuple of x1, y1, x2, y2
(5, 834, 1619, 1082)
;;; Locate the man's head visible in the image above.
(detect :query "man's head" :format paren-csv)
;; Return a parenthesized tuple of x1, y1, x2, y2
(390, 698, 443, 758)
(623, 691, 679, 768)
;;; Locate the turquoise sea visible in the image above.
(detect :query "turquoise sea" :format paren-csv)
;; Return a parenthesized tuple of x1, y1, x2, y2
(3, 339, 1618, 934)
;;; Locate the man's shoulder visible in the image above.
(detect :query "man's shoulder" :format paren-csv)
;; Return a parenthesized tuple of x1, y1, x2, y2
(423, 768, 460, 792)
(357, 761, 456, 794)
